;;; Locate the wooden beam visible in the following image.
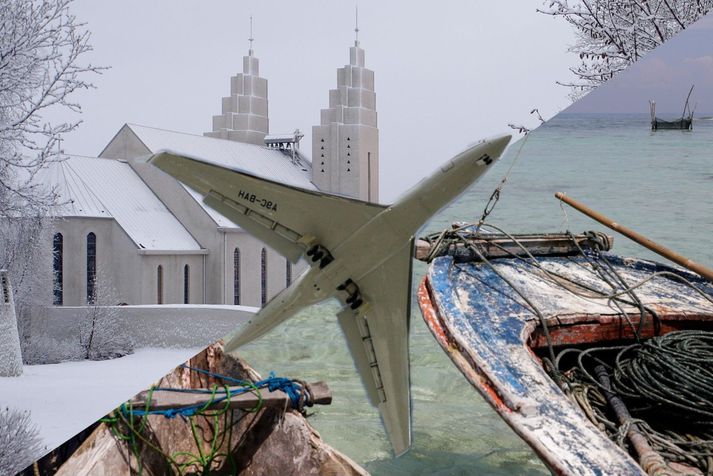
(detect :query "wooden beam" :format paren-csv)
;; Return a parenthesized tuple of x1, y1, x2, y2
(130, 381, 332, 412)
(415, 232, 612, 262)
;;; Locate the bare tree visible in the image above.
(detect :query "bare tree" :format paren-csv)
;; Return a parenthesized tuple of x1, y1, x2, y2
(78, 267, 134, 361)
(0, 0, 102, 361)
(0, 0, 103, 213)
(540, 0, 713, 98)
(0, 215, 53, 321)
(0, 407, 44, 475)
(21, 265, 134, 364)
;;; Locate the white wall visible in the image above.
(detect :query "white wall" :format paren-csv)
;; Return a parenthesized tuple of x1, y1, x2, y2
(30, 304, 257, 348)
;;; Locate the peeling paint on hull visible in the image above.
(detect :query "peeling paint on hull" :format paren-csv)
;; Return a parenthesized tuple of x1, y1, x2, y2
(418, 254, 713, 476)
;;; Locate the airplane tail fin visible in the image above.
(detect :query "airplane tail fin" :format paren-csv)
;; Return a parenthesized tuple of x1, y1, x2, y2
(336, 240, 415, 456)
(337, 306, 381, 407)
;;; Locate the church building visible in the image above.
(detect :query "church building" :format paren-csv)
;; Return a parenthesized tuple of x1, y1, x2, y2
(45, 26, 379, 309)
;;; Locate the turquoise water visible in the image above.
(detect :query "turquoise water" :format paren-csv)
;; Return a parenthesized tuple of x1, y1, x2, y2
(238, 113, 713, 474)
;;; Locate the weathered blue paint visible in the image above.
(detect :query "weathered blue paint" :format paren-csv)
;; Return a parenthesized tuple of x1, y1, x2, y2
(424, 253, 713, 475)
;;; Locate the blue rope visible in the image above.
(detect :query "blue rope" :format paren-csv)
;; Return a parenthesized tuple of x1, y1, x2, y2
(266, 375, 304, 408)
(122, 367, 307, 419)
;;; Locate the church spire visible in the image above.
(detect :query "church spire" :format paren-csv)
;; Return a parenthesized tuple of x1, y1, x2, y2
(204, 15, 269, 146)
(312, 16, 379, 202)
(354, 5, 359, 47)
(248, 15, 254, 56)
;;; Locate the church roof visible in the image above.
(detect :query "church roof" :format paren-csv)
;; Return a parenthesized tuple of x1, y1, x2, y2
(43, 156, 202, 251)
(125, 124, 314, 190)
(121, 124, 315, 229)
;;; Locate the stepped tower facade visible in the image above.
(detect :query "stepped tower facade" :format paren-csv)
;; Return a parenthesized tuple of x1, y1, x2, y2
(312, 31, 379, 202)
(205, 23, 269, 146)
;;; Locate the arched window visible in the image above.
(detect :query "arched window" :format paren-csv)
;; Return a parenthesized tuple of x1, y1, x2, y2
(261, 248, 267, 306)
(183, 264, 190, 304)
(86, 232, 96, 304)
(286, 259, 292, 287)
(52, 233, 63, 305)
(233, 248, 240, 305)
(157, 265, 164, 304)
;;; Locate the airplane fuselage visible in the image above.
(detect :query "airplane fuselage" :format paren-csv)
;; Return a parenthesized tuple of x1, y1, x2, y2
(150, 134, 511, 455)
(307, 140, 496, 301)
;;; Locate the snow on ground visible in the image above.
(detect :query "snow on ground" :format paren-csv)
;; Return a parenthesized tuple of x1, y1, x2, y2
(0, 347, 200, 454)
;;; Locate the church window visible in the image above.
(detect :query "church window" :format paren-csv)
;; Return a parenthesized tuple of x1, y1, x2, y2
(320, 138, 324, 142)
(86, 232, 96, 304)
(347, 144, 351, 149)
(183, 264, 190, 304)
(286, 259, 292, 287)
(52, 233, 63, 305)
(261, 248, 267, 306)
(233, 248, 241, 305)
(347, 137, 351, 141)
(157, 265, 164, 304)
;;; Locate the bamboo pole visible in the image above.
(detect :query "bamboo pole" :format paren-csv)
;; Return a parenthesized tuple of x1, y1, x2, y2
(555, 192, 713, 283)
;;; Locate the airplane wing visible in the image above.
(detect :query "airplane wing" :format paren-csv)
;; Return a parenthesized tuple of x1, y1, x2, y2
(150, 151, 387, 262)
(337, 238, 414, 456)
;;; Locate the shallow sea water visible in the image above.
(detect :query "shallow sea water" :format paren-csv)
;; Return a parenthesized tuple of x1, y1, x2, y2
(238, 113, 713, 474)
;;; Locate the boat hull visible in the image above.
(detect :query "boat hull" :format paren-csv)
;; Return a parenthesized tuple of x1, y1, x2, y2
(418, 254, 713, 475)
(652, 117, 692, 130)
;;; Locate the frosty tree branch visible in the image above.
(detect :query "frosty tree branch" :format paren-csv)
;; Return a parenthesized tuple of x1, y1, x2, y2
(540, 0, 713, 99)
(0, 0, 104, 213)
(1, 1, 104, 367)
(0, 407, 44, 474)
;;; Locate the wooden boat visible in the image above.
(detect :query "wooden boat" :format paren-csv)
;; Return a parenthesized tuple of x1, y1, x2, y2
(651, 117, 692, 130)
(22, 343, 366, 476)
(417, 228, 713, 475)
(650, 85, 695, 131)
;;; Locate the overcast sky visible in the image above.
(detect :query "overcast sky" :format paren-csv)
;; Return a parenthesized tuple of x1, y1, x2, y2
(568, 11, 713, 115)
(53, 1, 579, 201)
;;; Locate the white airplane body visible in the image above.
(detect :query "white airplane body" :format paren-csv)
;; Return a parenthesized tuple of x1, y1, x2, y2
(150, 134, 511, 456)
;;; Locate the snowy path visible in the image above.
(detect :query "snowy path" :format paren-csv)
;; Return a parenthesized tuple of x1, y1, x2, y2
(0, 347, 200, 454)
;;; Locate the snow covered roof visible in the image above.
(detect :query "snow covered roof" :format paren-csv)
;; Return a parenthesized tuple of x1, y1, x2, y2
(43, 156, 202, 251)
(126, 124, 314, 190)
(182, 184, 236, 228)
(121, 124, 315, 230)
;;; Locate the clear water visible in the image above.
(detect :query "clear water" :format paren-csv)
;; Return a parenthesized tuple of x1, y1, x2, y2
(238, 113, 713, 474)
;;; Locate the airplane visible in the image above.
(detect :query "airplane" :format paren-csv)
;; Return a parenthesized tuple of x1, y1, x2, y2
(149, 133, 511, 456)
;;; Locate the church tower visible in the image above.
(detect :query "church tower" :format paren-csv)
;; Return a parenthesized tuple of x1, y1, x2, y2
(312, 13, 379, 202)
(205, 18, 269, 146)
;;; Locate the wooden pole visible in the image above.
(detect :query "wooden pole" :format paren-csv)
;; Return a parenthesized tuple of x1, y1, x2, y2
(594, 366, 670, 476)
(131, 381, 332, 412)
(555, 192, 713, 283)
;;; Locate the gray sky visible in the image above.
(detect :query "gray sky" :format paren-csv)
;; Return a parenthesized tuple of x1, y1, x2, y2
(568, 12, 713, 115)
(53, 1, 578, 201)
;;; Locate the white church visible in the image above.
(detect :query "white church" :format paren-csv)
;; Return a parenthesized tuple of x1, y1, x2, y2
(45, 33, 379, 308)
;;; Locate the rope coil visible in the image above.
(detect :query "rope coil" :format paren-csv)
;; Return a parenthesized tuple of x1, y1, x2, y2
(423, 220, 713, 473)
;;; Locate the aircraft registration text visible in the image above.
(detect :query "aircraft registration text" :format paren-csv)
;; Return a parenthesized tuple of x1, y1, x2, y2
(237, 190, 278, 212)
